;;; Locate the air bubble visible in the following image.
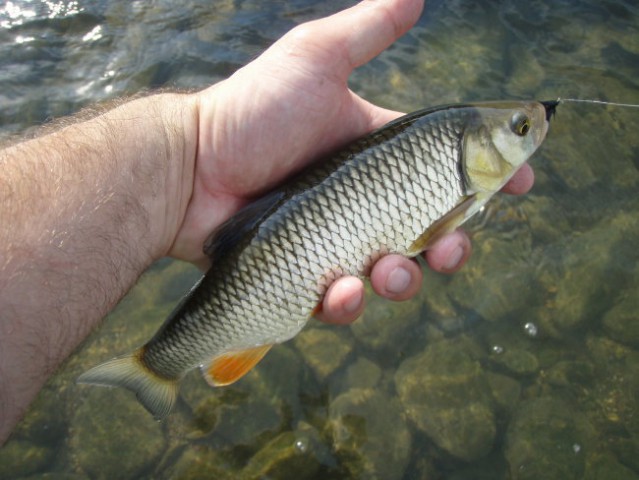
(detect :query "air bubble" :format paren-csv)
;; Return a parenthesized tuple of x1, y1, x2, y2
(294, 438, 308, 454)
(523, 322, 538, 337)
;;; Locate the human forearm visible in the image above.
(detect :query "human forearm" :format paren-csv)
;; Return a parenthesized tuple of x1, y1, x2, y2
(0, 93, 198, 442)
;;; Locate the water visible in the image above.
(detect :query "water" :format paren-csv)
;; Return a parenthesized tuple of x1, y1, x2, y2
(1, 1, 638, 478)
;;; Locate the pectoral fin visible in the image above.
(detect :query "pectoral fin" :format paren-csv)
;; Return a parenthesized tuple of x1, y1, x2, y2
(201, 345, 272, 387)
(408, 195, 478, 255)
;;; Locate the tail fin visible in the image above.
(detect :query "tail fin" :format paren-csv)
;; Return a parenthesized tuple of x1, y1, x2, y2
(77, 349, 178, 420)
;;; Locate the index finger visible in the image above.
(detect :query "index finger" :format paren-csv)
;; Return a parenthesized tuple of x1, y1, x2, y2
(501, 163, 535, 195)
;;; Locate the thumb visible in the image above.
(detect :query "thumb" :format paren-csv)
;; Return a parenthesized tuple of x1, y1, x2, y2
(275, 0, 424, 80)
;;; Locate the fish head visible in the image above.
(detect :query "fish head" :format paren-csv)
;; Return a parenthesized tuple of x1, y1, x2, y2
(462, 101, 550, 194)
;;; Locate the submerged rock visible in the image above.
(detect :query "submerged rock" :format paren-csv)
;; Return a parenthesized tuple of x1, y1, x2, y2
(242, 422, 331, 480)
(491, 348, 539, 376)
(504, 397, 591, 480)
(585, 453, 639, 480)
(329, 356, 382, 397)
(328, 388, 411, 480)
(544, 360, 595, 389)
(536, 210, 639, 339)
(0, 439, 55, 478)
(486, 372, 522, 413)
(208, 398, 282, 449)
(585, 335, 639, 434)
(350, 288, 422, 353)
(394, 339, 496, 462)
(13, 383, 68, 446)
(182, 344, 300, 443)
(294, 326, 352, 382)
(446, 231, 539, 324)
(70, 389, 166, 480)
(20, 474, 89, 480)
(160, 445, 236, 480)
(609, 436, 639, 475)
(602, 288, 639, 348)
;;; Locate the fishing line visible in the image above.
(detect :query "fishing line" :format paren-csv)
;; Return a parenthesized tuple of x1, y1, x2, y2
(557, 98, 639, 108)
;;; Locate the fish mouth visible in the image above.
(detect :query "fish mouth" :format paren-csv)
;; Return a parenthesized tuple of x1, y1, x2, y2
(541, 100, 559, 121)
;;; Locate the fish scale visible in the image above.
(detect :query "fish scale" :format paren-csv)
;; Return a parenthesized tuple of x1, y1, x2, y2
(78, 101, 553, 419)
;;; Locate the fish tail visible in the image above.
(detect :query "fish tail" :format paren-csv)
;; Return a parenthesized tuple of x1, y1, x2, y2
(77, 349, 178, 420)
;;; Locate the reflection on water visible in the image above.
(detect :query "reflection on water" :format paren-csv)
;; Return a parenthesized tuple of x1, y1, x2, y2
(1, 1, 638, 479)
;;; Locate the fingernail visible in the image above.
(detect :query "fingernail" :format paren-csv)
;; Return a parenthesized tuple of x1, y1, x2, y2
(444, 245, 464, 271)
(386, 266, 411, 294)
(344, 289, 363, 314)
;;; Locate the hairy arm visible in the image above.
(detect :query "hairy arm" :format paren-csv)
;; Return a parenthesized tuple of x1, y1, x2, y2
(0, 94, 198, 442)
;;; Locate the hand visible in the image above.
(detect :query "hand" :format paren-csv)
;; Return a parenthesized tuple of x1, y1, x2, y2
(168, 0, 534, 324)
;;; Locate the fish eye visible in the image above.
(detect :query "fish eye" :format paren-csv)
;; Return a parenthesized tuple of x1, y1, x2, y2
(510, 113, 531, 136)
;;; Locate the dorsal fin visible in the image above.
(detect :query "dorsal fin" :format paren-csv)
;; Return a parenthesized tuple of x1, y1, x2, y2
(203, 190, 286, 262)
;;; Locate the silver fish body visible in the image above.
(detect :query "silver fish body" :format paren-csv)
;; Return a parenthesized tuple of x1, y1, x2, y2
(79, 101, 554, 418)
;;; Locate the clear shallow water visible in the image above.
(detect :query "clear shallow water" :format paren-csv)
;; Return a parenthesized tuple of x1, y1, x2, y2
(1, 1, 639, 479)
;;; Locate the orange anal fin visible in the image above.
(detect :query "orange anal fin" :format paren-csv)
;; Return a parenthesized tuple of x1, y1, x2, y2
(311, 302, 323, 318)
(201, 345, 272, 387)
(408, 195, 477, 255)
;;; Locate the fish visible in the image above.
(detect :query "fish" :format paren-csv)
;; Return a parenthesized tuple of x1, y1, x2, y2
(78, 100, 556, 418)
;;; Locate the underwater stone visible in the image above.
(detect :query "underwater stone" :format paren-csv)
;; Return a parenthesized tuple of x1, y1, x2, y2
(350, 287, 422, 353)
(505, 44, 546, 95)
(241, 426, 325, 480)
(328, 388, 411, 480)
(447, 233, 539, 324)
(394, 340, 496, 462)
(418, 270, 463, 335)
(12, 384, 68, 446)
(609, 436, 639, 475)
(182, 347, 300, 447)
(294, 326, 352, 382)
(492, 348, 539, 376)
(70, 389, 166, 480)
(585, 335, 639, 433)
(537, 210, 639, 339)
(584, 453, 639, 480)
(329, 356, 382, 397)
(0, 439, 55, 478)
(208, 397, 282, 449)
(504, 397, 588, 480)
(544, 360, 595, 389)
(160, 445, 235, 480)
(602, 289, 639, 348)
(486, 372, 521, 413)
(19, 474, 89, 480)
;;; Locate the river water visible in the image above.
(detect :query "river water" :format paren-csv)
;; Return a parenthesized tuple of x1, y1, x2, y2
(1, 1, 639, 479)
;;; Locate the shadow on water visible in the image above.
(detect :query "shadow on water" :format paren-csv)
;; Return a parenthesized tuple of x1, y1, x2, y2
(1, 0, 638, 479)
